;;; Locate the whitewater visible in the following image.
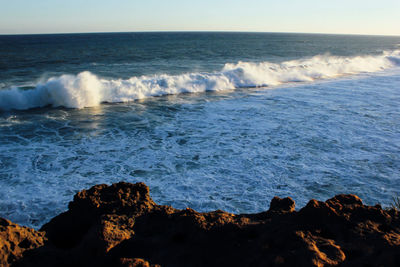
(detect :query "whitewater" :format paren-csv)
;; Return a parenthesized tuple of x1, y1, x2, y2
(1, 50, 399, 110)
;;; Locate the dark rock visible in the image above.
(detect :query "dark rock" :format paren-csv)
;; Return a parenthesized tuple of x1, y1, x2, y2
(269, 196, 295, 213)
(119, 258, 160, 267)
(1, 182, 399, 267)
(40, 182, 157, 249)
(327, 194, 363, 206)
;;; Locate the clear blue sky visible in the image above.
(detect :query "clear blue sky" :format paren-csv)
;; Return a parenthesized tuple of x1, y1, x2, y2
(1, 0, 399, 35)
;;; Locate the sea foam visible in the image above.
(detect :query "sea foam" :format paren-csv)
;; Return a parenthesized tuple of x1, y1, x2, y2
(1, 50, 399, 110)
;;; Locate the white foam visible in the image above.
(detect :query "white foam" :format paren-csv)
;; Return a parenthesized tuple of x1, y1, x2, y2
(1, 50, 399, 110)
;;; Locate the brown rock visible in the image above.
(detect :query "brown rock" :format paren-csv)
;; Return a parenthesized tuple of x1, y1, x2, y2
(327, 194, 363, 206)
(0, 218, 45, 267)
(40, 182, 157, 249)
(1, 182, 399, 267)
(269, 196, 296, 213)
(296, 231, 346, 266)
(119, 258, 160, 267)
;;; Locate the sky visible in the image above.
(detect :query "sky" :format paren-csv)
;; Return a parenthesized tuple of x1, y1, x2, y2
(0, 0, 399, 35)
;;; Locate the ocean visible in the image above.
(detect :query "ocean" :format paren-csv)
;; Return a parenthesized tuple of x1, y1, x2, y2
(0, 32, 400, 228)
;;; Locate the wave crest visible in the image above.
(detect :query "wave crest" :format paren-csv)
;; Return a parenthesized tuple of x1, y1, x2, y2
(1, 50, 399, 110)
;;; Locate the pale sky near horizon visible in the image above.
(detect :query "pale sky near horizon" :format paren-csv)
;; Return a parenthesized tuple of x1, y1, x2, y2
(0, 0, 399, 35)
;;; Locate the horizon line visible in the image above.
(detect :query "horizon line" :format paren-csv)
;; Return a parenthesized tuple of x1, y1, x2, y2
(1, 30, 399, 37)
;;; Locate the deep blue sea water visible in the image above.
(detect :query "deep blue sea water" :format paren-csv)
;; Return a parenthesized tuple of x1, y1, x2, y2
(0, 32, 400, 228)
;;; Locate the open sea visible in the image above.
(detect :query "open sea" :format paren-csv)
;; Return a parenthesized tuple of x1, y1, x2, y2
(0, 32, 400, 228)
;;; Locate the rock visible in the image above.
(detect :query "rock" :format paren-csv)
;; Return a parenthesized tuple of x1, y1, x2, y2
(41, 182, 158, 249)
(0, 218, 46, 267)
(119, 258, 160, 267)
(296, 231, 346, 266)
(327, 194, 363, 206)
(269, 196, 296, 213)
(1, 182, 400, 266)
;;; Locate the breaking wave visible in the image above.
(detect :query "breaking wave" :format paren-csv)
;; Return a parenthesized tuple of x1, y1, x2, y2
(1, 50, 400, 110)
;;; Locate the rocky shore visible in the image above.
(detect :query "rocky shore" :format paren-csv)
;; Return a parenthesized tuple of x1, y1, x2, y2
(1, 182, 400, 266)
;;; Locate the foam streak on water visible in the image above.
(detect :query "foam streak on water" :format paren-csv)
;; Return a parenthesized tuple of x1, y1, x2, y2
(1, 50, 399, 111)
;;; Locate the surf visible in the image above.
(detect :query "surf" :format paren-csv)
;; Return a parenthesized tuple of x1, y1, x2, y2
(1, 50, 399, 111)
